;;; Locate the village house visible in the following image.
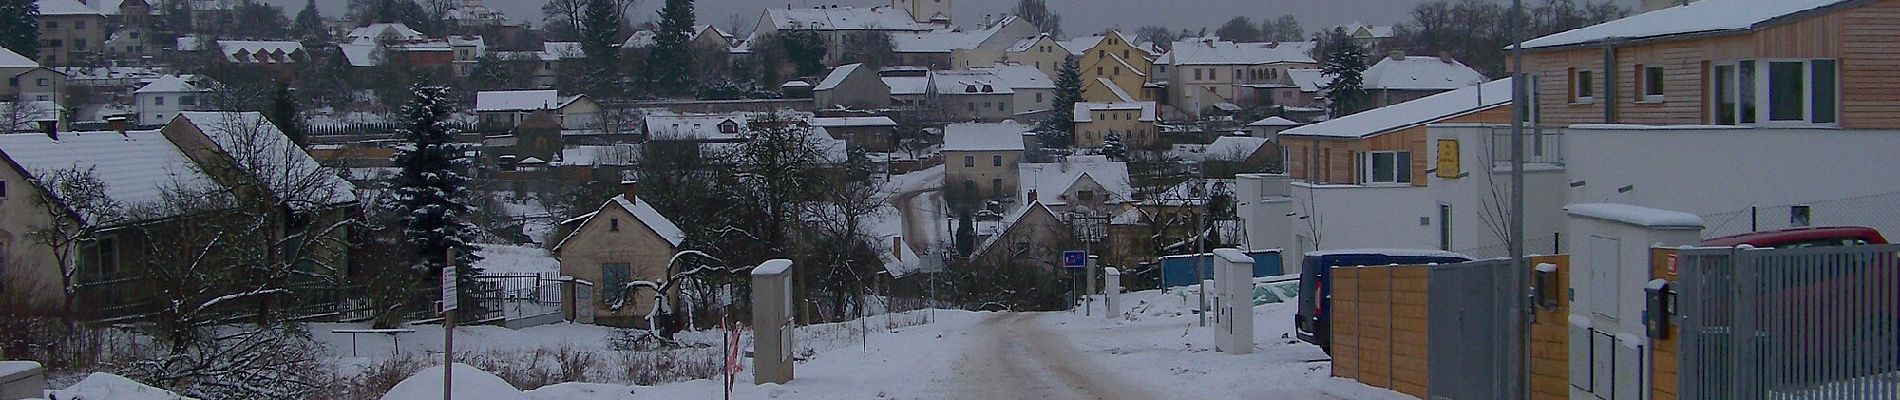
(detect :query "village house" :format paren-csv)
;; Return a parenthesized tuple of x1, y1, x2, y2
(1203, 136, 1280, 178)
(35, 0, 109, 66)
(942, 122, 1027, 203)
(891, 16, 1037, 70)
(0, 47, 69, 104)
(753, 3, 942, 66)
(1161, 39, 1318, 118)
(1280, 79, 1512, 186)
(1072, 101, 1158, 149)
(1063, 31, 1155, 102)
(551, 181, 685, 328)
(1016, 155, 1134, 215)
(132, 75, 210, 126)
(954, 34, 1070, 77)
(474, 90, 597, 132)
(968, 201, 1073, 273)
(813, 63, 892, 110)
(927, 69, 1017, 122)
(811, 116, 898, 152)
(1361, 52, 1489, 108)
(0, 112, 358, 319)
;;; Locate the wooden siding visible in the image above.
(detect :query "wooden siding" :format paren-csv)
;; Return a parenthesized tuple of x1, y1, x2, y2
(1281, 105, 1511, 187)
(1649, 248, 1682, 400)
(1330, 265, 1431, 399)
(1525, 0, 1900, 129)
(1528, 255, 1573, 400)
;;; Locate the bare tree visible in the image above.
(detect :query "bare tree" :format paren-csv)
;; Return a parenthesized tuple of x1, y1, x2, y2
(0, 100, 55, 134)
(26, 168, 124, 318)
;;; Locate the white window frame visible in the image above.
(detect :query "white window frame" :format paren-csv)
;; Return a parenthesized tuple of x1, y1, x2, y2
(1572, 69, 1596, 104)
(1356, 151, 1412, 185)
(1711, 58, 1839, 127)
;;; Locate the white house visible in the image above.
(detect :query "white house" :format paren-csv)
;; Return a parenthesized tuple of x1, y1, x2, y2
(133, 75, 209, 126)
(474, 90, 597, 131)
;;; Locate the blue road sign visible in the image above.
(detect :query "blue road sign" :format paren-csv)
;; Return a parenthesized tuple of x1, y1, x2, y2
(1063, 250, 1088, 268)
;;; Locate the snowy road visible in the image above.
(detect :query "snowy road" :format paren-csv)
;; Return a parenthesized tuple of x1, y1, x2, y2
(947, 313, 1165, 400)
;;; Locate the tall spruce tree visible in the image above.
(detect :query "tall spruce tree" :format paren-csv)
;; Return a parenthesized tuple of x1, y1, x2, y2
(0, 1, 40, 60)
(387, 83, 483, 318)
(294, 0, 325, 40)
(578, 0, 624, 97)
(268, 81, 306, 146)
(1101, 133, 1126, 160)
(1037, 56, 1082, 148)
(1320, 28, 1369, 118)
(650, 0, 697, 95)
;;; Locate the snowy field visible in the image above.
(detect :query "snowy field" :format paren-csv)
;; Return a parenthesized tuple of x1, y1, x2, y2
(41, 288, 1408, 399)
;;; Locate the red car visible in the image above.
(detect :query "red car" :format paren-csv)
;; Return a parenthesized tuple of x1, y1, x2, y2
(1700, 226, 1888, 248)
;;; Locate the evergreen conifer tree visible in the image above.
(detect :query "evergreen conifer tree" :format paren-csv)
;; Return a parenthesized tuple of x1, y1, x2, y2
(295, 0, 326, 40)
(0, 1, 40, 60)
(1038, 56, 1082, 148)
(650, 0, 697, 95)
(578, 0, 623, 97)
(269, 82, 306, 146)
(386, 83, 483, 317)
(1320, 28, 1369, 118)
(1101, 133, 1126, 160)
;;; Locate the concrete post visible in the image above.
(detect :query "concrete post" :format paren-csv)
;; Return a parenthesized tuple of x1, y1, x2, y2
(1103, 267, 1122, 317)
(751, 259, 795, 384)
(0, 361, 46, 400)
(1213, 248, 1254, 354)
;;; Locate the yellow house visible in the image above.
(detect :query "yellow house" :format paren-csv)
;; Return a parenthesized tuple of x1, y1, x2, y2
(955, 34, 1071, 79)
(1073, 101, 1158, 149)
(552, 182, 686, 328)
(1065, 31, 1153, 101)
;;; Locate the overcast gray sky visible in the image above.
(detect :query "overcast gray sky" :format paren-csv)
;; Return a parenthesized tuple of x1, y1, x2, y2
(272, 0, 1639, 39)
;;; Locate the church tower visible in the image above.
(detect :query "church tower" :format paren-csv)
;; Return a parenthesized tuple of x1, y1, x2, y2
(892, 0, 953, 25)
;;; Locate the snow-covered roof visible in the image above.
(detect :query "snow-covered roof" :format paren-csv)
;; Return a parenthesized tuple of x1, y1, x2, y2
(0, 129, 217, 225)
(892, 29, 991, 53)
(1073, 101, 1157, 123)
(1287, 68, 1330, 92)
(37, 0, 104, 16)
(1249, 116, 1301, 127)
(175, 112, 359, 210)
(880, 236, 928, 278)
(762, 6, 932, 32)
(942, 122, 1028, 152)
(1282, 78, 1512, 139)
(1565, 203, 1706, 229)
(1338, 22, 1396, 39)
(1206, 136, 1271, 159)
(815, 63, 864, 91)
(1018, 156, 1134, 206)
(559, 144, 641, 166)
(929, 70, 1013, 95)
(1522, 0, 1853, 49)
(1006, 34, 1065, 53)
(347, 23, 426, 45)
(48, 373, 198, 400)
(0, 47, 39, 68)
(219, 41, 304, 63)
(1093, 77, 1136, 102)
(643, 111, 758, 141)
(882, 76, 929, 95)
(1166, 40, 1315, 66)
(979, 63, 1054, 90)
(554, 194, 686, 250)
(1363, 55, 1487, 91)
(973, 201, 1058, 257)
(541, 41, 584, 59)
(133, 75, 203, 94)
(810, 116, 897, 127)
(339, 44, 380, 67)
(1059, 35, 1108, 56)
(475, 90, 581, 112)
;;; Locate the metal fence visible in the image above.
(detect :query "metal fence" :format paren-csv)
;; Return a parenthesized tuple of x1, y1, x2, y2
(1678, 245, 1900, 400)
(1426, 259, 1525, 400)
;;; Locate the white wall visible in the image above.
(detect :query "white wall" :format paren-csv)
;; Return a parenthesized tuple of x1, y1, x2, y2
(1428, 124, 1570, 259)
(1289, 182, 1438, 252)
(1565, 125, 1900, 238)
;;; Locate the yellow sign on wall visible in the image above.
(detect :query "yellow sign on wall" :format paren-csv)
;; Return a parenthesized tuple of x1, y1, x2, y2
(1436, 139, 1461, 179)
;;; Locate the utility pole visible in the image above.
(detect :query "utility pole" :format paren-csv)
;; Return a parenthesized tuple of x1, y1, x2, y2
(1509, 0, 1532, 398)
(442, 247, 458, 400)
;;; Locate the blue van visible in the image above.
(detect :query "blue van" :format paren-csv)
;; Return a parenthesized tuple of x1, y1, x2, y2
(1295, 249, 1470, 352)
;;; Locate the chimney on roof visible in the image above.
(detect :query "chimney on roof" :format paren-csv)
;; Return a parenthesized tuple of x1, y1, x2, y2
(1439, 52, 1455, 64)
(621, 179, 639, 202)
(893, 236, 904, 261)
(107, 116, 127, 136)
(1389, 51, 1406, 61)
(38, 120, 57, 140)
(1027, 189, 1038, 203)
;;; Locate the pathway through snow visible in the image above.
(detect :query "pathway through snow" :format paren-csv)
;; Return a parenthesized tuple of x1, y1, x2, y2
(946, 313, 1164, 400)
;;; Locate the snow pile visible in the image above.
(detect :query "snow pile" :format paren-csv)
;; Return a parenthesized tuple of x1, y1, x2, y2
(380, 363, 528, 400)
(44, 373, 197, 400)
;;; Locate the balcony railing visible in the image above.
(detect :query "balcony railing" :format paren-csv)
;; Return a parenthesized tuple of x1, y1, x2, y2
(1490, 127, 1564, 166)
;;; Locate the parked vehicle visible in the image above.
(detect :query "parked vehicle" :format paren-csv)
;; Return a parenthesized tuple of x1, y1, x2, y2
(1699, 226, 1888, 248)
(1295, 249, 1470, 353)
